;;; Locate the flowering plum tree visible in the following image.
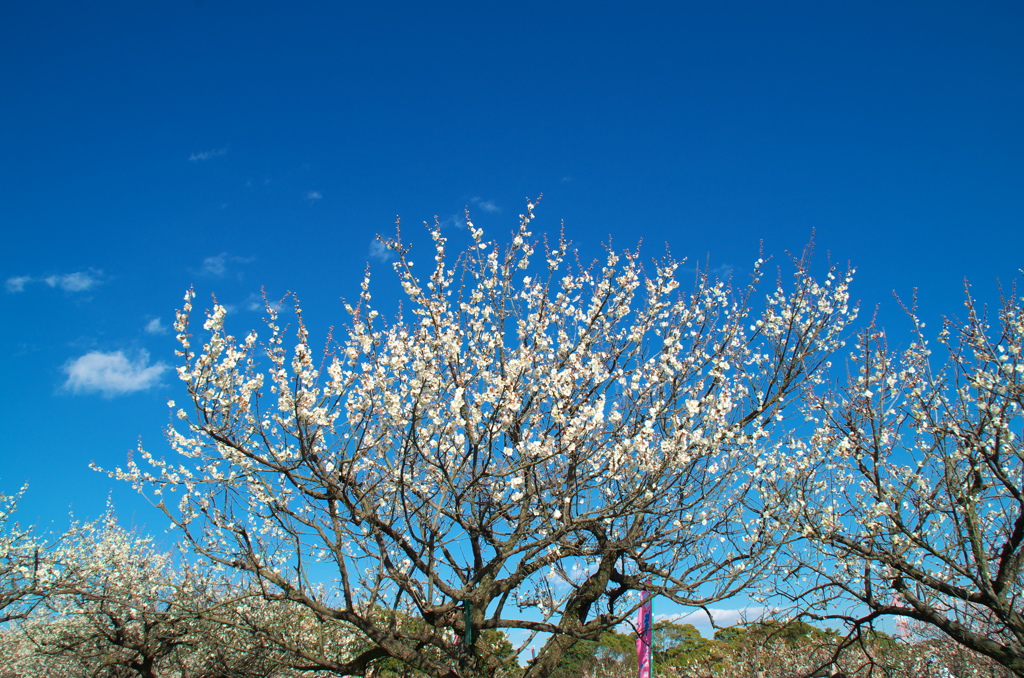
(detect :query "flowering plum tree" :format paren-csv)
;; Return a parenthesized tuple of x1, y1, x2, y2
(2, 510, 355, 677)
(109, 205, 858, 678)
(7, 510, 210, 678)
(0, 486, 42, 623)
(891, 614, 1013, 678)
(775, 287, 1024, 675)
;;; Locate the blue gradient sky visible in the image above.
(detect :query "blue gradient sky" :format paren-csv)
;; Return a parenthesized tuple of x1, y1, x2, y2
(1, 0, 1022, 604)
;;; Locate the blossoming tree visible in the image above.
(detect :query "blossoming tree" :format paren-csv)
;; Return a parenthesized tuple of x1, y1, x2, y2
(5, 512, 206, 678)
(0, 486, 42, 624)
(2, 510, 358, 678)
(109, 205, 857, 678)
(775, 287, 1024, 675)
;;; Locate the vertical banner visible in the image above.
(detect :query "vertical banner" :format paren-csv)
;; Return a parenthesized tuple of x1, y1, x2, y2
(636, 588, 653, 678)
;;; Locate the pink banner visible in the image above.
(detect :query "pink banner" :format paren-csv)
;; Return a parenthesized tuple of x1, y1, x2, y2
(636, 588, 652, 678)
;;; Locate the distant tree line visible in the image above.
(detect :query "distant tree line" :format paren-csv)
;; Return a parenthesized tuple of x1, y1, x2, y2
(547, 618, 1010, 678)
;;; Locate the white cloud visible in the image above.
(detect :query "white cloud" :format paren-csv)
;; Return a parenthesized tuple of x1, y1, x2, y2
(655, 606, 766, 633)
(5, 276, 31, 293)
(189, 147, 227, 161)
(306, 190, 323, 201)
(202, 253, 229, 276)
(369, 240, 394, 262)
(242, 292, 281, 312)
(436, 213, 465, 230)
(45, 271, 100, 292)
(709, 264, 735, 279)
(200, 253, 253, 277)
(7, 271, 101, 293)
(681, 262, 736, 282)
(144, 317, 167, 334)
(470, 197, 500, 213)
(63, 350, 168, 397)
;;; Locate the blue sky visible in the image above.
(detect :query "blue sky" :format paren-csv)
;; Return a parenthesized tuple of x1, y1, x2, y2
(2, 0, 1022, 629)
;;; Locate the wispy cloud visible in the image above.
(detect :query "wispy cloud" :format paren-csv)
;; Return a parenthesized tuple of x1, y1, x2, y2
(189, 147, 227, 162)
(681, 262, 735, 282)
(5, 276, 32, 293)
(709, 263, 735, 279)
(63, 350, 168, 397)
(434, 213, 466, 230)
(45, 271, 100, 292)
(241, 292, 282, 312)
(369, 240, 394, 262)
(306, 190, 323, 201)
(202, 254, 230, 276)
(470, 197, 500, 213)
(199, 253, 254, 277)
(244, 293, 264, 312)
(655, 606, 766, 632)
(6, 271, 102, 294)
(144, 317, 167, 334)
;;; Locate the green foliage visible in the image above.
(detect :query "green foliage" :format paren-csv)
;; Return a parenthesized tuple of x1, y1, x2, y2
(547, 622, 719, 678)
(547, 639, 599, 678)
(653, 621, 704, 658)
(595, 631, 635, 665)
(713, 619, 838, 647)
(712, 626, 744, 644)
